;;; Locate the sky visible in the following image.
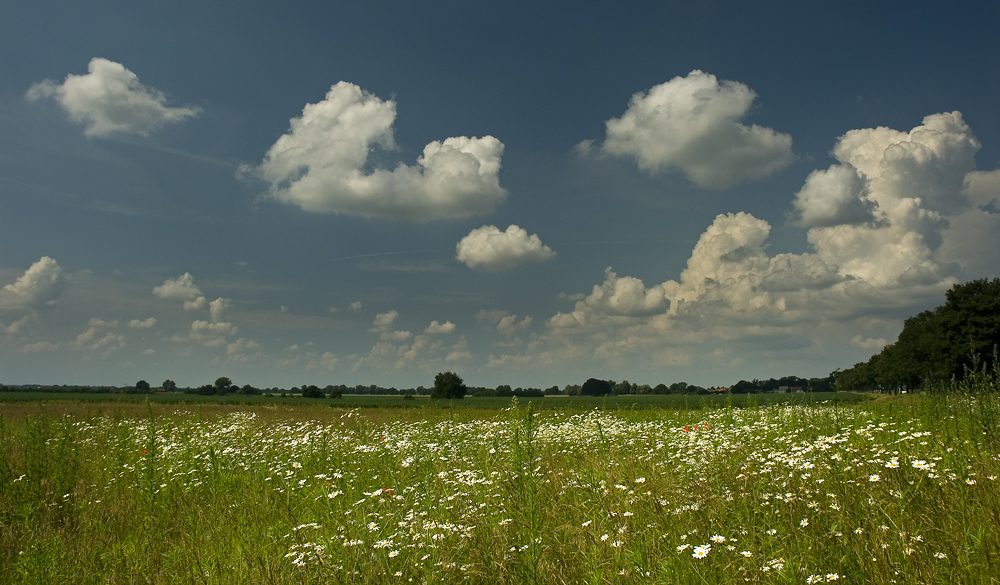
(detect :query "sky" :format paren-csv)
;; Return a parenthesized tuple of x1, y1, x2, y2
(2, 0, 999, 390)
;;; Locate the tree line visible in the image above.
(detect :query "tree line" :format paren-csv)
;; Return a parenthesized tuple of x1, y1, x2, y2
(835, 278, 1000, 392)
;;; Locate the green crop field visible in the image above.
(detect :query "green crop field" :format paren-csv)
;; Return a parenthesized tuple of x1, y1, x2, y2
(2, 378, 999, 584)
(0, 390, 866, 410)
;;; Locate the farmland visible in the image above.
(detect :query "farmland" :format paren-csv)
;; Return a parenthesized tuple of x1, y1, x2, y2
(2, 385, 999, 583)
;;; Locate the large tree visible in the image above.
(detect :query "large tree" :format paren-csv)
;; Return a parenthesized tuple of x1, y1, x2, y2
(838, 278, 1000, 390)
(214, 377, 233, 395)
(581, 378, 613, 396)
(431, 372, 467, 399)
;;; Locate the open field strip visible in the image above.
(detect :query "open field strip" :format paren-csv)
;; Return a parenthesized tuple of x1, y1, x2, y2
(2, 394, 1000, 583)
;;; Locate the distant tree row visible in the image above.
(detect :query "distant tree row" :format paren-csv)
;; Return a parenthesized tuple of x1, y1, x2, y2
(730, 375, 834, 394)
(836, 278, 1000, 392)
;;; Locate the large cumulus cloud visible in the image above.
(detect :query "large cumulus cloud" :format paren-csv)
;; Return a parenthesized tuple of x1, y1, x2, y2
(25, 58, 200, 137)
(240, 82, 507, 221)
(545, 111, 999, 372)
(584, 70, 795, 189)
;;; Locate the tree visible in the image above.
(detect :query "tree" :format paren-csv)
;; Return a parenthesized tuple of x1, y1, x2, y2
(302, 385, 324, 398)
(162, 379, 177, 392)
(214, 377, 233, 395)
(837, 278, 1000, 391)
(135, 380, 151, 393)
(431, 372, 467, 399)
(581, 378, 612, 396)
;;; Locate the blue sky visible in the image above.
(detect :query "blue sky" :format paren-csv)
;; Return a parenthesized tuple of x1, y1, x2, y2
(2, 0, 999, 389)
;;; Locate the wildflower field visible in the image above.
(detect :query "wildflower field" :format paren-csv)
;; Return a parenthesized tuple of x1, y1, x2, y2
(3, 387, 1000, 584)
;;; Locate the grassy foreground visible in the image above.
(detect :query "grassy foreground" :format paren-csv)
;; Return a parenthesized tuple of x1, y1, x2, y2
(2, 386, 1000, 583)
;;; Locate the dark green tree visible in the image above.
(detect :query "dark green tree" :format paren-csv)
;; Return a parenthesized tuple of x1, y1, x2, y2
(214, 377, 233, 395)
(135, 380, 151, 393)
(161, 379, 177, 392)
(302, 385, 324, 398)
(837, 278, 1000, 391)
(431, 372, 467, 399)
(581, 378, 612, 396)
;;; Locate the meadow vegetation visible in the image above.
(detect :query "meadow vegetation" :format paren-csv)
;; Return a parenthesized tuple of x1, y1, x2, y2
(2, 372, 1000, 584)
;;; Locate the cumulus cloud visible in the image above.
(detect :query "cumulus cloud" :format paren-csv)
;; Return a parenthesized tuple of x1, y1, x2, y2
(153, 273, 206, 310)
(239, 81, 507, 221)
(25, 58, 200, 137)
(369, 310, 412, 342)
(588, 70, 794, 189)
(544, 111, 998, 376)
(226, 338, 263, 363)
(445, 336, 473, 362)
(497, 314, 532, 337)
(425, 320, 456, 334)
(456, 225, 557, 271)
(73, 318, 125, 355)
(188, 320, 237, 347)
(22, 341, 60, 353)
(128, 317, 157, 328)
(0, 257, 66, 311)
(938, 169, 1000, 275)
(789, 165, 876, 227)
(209, 297, 232, 322)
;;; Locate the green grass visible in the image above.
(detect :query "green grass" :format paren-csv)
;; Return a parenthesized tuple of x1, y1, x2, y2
(1, 383, 998, 584)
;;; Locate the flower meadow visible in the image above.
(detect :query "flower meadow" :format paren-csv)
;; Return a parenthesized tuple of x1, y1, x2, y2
(3, 392, 1000, 584)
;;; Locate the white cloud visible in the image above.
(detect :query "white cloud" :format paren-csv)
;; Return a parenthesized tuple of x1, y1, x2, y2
(497, 314, 532, 337)
(226, 338, 263, 363)
(425, 320, 456, 334)
(153, 273, 206, 310)
(240, 81, 507, 221)
(456, 225, 557, 271)
(0, 256, 66, 311)
(22, 341, 60, 353)
(209, 297, 233, 322)
(73, 318, 125, 356)
(348, 301, 363, 312)
(789, 165, 876, 227)
(304, 351, 339, 371)
(445, 336, 473, 362)
(370, 310, 412, 342)
(542, 112, 998, 377)
(476, 309, 510, 326)
(590, 70, 795, 189)
(851, 335, 887, 350)
(585, 268, 669, 317)
(25, 58, 200, 137)
(2, 316, 33, 335)
(128, 317, 157, 328)
(188, 320, 237, 347)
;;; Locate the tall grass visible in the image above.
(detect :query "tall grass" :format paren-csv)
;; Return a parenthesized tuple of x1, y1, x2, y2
(2, 378, 1000, 583)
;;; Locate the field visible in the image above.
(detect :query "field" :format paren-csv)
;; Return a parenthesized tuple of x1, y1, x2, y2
(2, 385, 999, 584)
(0, 391, 865, 410)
